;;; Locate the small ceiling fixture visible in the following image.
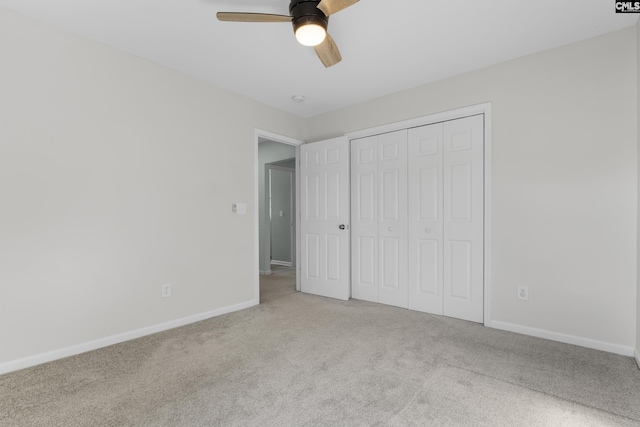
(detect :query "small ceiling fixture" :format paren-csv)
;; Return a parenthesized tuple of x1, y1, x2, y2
(292, 95, 306, 103)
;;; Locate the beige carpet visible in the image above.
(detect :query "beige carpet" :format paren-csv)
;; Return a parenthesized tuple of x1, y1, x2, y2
(1, 265, 640, 426)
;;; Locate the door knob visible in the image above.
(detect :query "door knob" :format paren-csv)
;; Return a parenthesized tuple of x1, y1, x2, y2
(388, 227, 393, 232)
(339, 224, 347, 230)
(425, 228, 431, 233)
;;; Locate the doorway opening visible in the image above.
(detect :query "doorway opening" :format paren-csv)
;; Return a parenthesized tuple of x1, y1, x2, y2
(255, 130, 302, 304)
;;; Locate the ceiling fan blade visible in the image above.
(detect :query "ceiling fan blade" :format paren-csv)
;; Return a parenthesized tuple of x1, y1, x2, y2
(316, 0, 359, 16)
(216, 12, 292, 23)
(314, 33, 342, 68)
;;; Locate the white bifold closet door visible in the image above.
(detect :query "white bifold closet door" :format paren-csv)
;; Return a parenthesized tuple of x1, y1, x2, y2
(351, 130, 408, 308)
(352, 114, 484, 323)
(408, 114, 484, 322)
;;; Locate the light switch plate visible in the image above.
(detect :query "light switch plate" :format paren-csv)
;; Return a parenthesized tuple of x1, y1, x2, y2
(233, 203, 247, 215)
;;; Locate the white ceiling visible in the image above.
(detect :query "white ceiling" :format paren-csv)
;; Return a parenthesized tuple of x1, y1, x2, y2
(0, 0, 637, 117)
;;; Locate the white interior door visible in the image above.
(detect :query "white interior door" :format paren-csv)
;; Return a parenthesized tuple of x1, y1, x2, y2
(408, 123, 444, 314)
(443, 115, 484, 322)
(300, 137, 350, 301)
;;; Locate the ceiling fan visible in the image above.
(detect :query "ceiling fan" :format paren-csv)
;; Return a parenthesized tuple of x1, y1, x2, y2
(217, 0, 359, 68)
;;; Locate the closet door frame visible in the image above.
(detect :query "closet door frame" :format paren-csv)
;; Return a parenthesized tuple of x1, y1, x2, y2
(346, 103, 493, 326)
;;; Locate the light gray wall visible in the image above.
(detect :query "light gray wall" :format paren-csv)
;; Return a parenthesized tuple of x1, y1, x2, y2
(269, 168, 293, 264)
(0, 7, 304, 367)
(307, 27, 638, 352)
(271, 158, 296, 169)
(258, 142, 295, 273)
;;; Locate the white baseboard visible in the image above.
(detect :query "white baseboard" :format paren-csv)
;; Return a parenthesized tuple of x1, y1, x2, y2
(635, 349, 640, 369)
(0, 299, 258, 376)
(270, 260, 292, 267)
(488, 320, 635, 357)
(259, 270, 272, 276)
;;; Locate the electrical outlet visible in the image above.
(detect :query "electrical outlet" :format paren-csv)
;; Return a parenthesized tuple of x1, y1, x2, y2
(161, 283, 172, 298)
(517, 286, 529, 301)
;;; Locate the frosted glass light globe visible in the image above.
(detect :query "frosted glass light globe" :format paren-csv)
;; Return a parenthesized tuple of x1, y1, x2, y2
(295, 24, 326, 46)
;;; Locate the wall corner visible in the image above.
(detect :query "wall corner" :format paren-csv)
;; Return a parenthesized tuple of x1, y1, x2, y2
(636, 18, 640, 362)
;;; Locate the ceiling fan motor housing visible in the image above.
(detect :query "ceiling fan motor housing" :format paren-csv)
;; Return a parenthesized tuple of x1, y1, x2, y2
(289, 0, 328, 34)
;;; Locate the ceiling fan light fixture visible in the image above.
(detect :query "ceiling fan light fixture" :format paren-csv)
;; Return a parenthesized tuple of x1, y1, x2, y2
(290, 1, 328, 47)
(295, 23, 326, 46)
(218, 0, 351, 67)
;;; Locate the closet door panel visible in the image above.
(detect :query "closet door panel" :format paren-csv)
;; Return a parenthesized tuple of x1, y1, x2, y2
(378, 130, 408, 308)
(408, 123, 444, 314)
(443, 115, 484, 323)
(351, 136, 378, 302)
